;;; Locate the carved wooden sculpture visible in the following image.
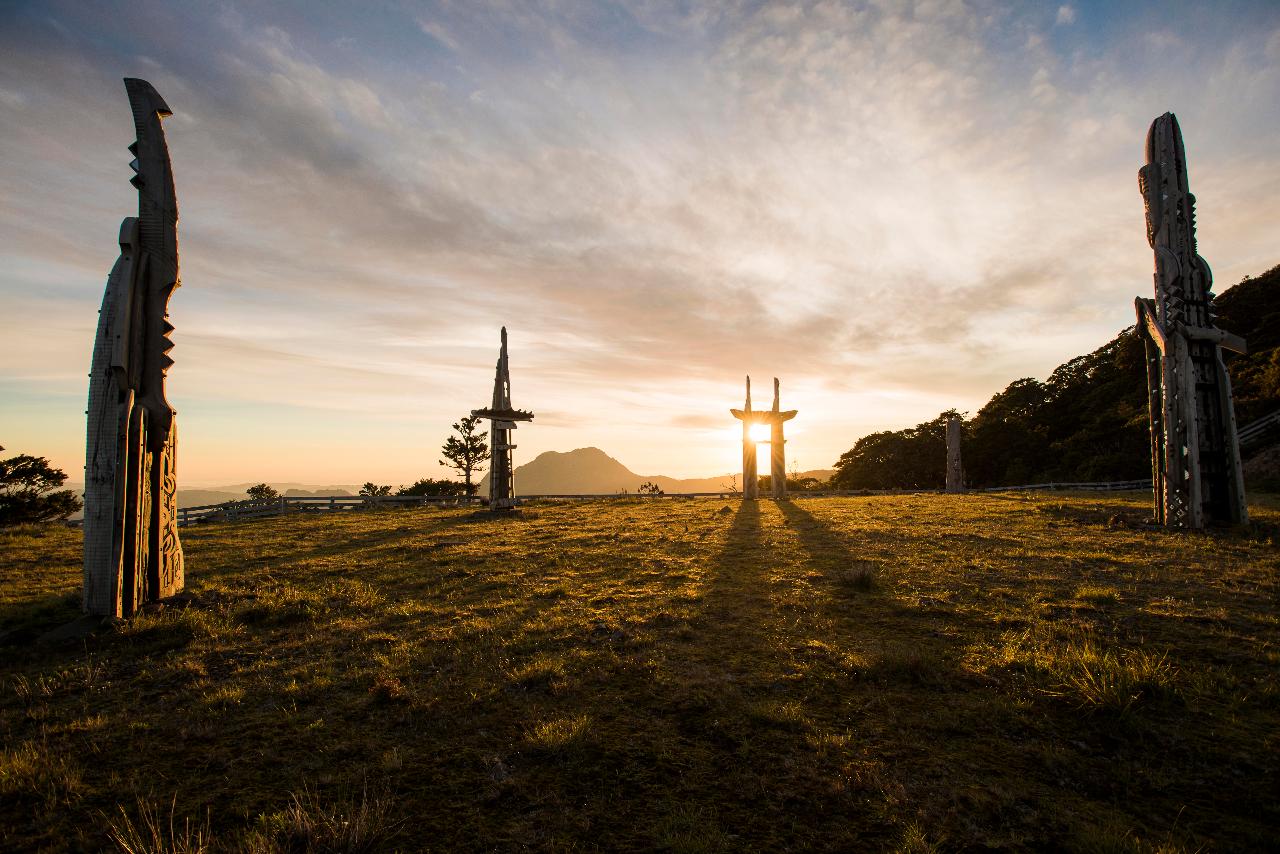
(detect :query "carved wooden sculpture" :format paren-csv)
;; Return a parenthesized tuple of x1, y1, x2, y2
(84, 79, 184, 616)
(731, 377, 760, 500)
(1134, 112, 1248, 528)
(765, 378, 798, 499)
(472, 328, 534, 511)
(945, 415, 964, 493)
(730, 376, 796, 500)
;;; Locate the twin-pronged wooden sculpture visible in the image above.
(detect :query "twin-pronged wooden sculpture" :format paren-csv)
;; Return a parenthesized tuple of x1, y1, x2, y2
(472, 328, 534, 510)
(84, 79, 184, 616)
(730, 377, 797, 499)
(1134, 113, 1248, 528)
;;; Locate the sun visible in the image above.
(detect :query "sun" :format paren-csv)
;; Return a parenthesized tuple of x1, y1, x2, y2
(749, 422, 770, 443)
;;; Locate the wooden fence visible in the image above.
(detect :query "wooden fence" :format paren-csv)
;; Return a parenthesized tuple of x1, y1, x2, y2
(177, 494, 482, 526)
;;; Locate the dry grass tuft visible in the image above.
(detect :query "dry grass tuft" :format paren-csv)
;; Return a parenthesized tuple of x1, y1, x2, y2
(995, 627, 1179, 713)
(1075, 584, 1122, 606)
(245, 781, 400, 854)
(834, 560, 878, 592)
(0, 740, 82, 806)
(105, 796, 212, 854)
(525, 713, 592, 753)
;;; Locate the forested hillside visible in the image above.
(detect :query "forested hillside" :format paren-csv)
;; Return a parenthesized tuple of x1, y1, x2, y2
(832, 265, 1280, 489)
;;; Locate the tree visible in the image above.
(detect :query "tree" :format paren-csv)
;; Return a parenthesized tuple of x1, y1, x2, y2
(440, 415, 490, 495)
(638, 481, 664, 495)
(0, 446, 82, 525)
(246, 483, 279, 502)
(359, 482, 392, 497)
(831, 412, 955, 490)
(398, 478, 468, 497)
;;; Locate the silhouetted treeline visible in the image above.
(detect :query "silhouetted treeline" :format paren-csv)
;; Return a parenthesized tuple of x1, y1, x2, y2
(831, 265, 1280, 490)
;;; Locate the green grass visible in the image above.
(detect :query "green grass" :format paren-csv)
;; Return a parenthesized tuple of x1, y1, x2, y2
(1, 493, 1278, 851)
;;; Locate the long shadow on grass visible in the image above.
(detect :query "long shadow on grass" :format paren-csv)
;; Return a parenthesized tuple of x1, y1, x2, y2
(185, 516, 448, 584)
(653, 497, 780, 726)
(775, 499, 982, 687)
(0, 591, 83, 640)
(694, 499, 772, 666)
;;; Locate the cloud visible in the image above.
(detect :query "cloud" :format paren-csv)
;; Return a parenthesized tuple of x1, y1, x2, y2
(670, 414, 724, 430)
(1, 0, 1278, 481)
(1056, 5, 1077, 26)
(416, 18, 461, 52)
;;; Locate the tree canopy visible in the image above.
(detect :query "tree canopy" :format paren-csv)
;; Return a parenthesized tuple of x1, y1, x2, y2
(397, 478, 467, 497)
(246, 483, 279, 502)
(0, 446, 82, 525)
(440, 415, 490, 495)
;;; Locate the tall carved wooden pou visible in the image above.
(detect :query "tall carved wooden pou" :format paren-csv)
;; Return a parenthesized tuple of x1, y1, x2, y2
(945, 415, 964, 493)
(84, 79, 184, 616)
(731, 377, 759, 500)
(1134, 113, 1248, 528)
(766, 379, 798, 499)
(472, 328, 534, 511)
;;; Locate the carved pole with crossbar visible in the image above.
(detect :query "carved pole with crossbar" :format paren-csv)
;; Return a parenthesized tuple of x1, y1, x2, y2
(471, 328, 534, 511)
(1134, 113, 1247, 528)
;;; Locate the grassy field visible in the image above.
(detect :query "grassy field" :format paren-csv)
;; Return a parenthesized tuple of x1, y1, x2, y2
(2, 493, 1278, 852)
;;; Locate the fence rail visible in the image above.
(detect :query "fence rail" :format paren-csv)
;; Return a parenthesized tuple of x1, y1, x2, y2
(979, 479, 1151, 493)
(1238, 409, 1280, 451)
(177, 494, 483, 526)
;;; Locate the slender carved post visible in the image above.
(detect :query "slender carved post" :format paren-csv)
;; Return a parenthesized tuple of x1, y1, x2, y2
(741, 377, 758, 499)
(1134, 113, 1248, 528)
(769, 378, 794, 499)
(945, 415, 964, 493)
(471, 328, 534, 511)
(84, 79, 184, 617)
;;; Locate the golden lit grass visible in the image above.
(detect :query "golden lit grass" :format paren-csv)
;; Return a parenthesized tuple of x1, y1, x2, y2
(1, 493, 1278, 851)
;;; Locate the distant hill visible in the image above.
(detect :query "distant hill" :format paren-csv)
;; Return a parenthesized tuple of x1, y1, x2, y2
(832, 263, 1280, 490)
(180, 484, 358, 507)
(64, 483, 361, 520)
(479, 447, 832, 495)
(176, 490, 247, 508)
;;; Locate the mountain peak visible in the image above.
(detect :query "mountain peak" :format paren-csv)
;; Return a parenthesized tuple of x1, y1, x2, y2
(529, 447, 614, 463)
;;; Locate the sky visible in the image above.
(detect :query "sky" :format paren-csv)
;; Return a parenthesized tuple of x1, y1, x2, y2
(1, 0, 1278, 487)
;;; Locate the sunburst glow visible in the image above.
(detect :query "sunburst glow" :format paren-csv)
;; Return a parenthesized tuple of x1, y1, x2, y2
(749, 423, 771, 444)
